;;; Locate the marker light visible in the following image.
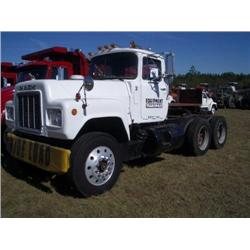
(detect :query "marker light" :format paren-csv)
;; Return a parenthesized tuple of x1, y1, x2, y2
(130, 41, 137, 48)
(71, 109, 77, 116)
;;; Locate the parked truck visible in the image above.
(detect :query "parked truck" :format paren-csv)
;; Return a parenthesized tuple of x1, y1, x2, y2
(169, 88, 217, 114)
(4, 44, 227, 197)
(16, 46, 89, 82)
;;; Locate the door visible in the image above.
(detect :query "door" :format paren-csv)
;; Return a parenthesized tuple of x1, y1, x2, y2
(140, 57, 168, 121)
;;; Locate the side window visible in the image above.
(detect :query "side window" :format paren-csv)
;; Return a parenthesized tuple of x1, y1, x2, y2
(142, 57, 161, 80)
(51, 67, 68, 79)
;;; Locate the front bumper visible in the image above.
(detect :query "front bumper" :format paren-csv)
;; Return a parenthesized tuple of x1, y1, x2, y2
(5, 133, 71, 174)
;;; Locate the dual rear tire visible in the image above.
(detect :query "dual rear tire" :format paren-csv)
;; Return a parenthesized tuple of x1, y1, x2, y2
(186, 116, 227, 156)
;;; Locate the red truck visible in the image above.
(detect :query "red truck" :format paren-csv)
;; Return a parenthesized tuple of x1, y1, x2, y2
(16, 47, 89, 82)
(2, 47, 89, 119)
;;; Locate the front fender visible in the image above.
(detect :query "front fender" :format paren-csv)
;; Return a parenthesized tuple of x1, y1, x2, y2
(46, 98, 131, 140)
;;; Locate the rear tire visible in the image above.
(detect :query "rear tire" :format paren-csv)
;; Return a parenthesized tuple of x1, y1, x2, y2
(69, 132, 122, 197)
(210, 116, 227, 149)
(186, 118, 211, 156)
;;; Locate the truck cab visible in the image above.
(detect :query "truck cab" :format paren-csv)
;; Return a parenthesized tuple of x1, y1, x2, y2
(5, 44, 227, 197)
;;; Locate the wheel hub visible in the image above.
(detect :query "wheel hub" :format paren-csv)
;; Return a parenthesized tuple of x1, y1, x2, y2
(197, 126, 209, 151)
(85, 146, 115, 186)
(98, 157, 109, 172)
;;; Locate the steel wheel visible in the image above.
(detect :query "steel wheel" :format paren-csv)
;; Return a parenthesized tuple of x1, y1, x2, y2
(197, 126, 210, 151)
(85, 146, 115, 186)
(70, 132, 122, 197)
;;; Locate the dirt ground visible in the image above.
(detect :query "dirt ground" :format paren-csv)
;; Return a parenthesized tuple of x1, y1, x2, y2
(1, 109, 250, 217)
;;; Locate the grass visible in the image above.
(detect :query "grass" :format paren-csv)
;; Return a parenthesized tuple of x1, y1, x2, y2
(1, 109, 250, 217)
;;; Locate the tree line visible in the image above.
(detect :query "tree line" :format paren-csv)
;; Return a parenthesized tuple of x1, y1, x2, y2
(173, 66, 250, 89)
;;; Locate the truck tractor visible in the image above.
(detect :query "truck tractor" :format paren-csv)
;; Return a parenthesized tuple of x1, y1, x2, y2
(5, 44, 227, 197)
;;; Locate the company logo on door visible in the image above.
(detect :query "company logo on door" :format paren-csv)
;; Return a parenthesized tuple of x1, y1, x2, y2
(146, 98, 163, 108)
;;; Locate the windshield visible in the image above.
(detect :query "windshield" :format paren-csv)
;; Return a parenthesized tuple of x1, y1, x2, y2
(90, 52, 138, 80)
(17, 66, 47, 83)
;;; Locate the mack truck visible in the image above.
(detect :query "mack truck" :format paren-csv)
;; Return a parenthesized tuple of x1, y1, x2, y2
(4, 45, 227, 197)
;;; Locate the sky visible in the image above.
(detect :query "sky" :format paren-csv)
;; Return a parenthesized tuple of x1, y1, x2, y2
(1, 32, 250, 75)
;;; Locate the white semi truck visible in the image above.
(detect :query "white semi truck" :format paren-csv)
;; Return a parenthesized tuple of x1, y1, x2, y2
(5, 45, 227, 197)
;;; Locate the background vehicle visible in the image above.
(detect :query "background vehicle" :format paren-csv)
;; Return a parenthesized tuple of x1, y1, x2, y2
(5, 43, 227, 197)
(16, 46, 89, 82)
(169, 88, 217, 114)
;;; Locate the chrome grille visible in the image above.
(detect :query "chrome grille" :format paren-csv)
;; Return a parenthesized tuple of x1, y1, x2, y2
(17, 92, 41, 130)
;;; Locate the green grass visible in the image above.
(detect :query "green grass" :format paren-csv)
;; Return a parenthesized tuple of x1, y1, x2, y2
(1, 109, 250, 217)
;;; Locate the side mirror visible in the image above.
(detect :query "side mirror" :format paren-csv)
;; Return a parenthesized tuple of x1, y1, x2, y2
(84, 76, 94, 91)
(164, 52, 175, 85)
(149, 68, 160, 82)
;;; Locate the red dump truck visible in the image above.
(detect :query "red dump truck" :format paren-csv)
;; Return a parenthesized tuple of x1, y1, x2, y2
(16, 46, 89, 82)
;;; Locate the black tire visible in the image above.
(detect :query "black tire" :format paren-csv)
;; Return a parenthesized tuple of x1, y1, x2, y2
(69, 132, 122, 197)
(210, 116, 227, 149)
(186, 118, 211, 156)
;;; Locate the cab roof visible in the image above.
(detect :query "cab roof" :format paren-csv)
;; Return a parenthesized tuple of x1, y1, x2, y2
(92, 47, 164, 59)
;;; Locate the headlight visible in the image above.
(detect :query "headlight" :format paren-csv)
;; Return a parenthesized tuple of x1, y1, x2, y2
(6, 106, 14, 121)
(47, 109, 62, 127)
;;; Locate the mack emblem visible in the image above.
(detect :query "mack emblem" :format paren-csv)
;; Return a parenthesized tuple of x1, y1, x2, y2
(17, 84, 36, 91)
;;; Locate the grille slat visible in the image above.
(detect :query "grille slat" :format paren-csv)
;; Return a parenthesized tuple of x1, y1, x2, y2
(18, 93, 41, 130)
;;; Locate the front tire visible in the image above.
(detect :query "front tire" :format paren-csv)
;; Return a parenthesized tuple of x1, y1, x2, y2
(210, 116, 227, 149)
(186, 118, 211, 156)
(69, 132, 122, 197)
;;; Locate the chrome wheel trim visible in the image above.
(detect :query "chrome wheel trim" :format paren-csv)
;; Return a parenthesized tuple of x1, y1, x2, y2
(85, 146, 115, 186)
